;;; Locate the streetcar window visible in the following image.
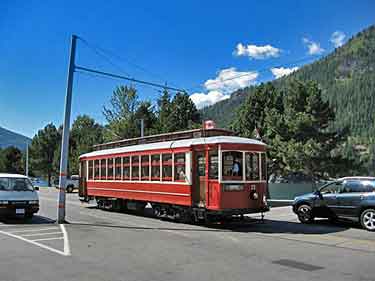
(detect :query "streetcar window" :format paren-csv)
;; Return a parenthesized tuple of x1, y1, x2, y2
(162, 154, 172, 181)
(245, 152, 260, 181)
(209, 150, 218, 179)
(115, 157, 121, 180)
(141, 155, 150, 181)
(108, 158, 114, 180)
(122, 156, 130, 180)
(94, 160, 100, 180)
(261, 153, 267, 181)
(131, 155, 140, 180)
(88, 160, 93, 180)
(197, 154, 206, 176)
(100, 159, 106, 180)
(151, 154, 161, 181)
(222, 151, 243, 180)
(174, 153, 186, 181)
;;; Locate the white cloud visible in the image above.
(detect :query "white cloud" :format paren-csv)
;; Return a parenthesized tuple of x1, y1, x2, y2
(235, 43, 281, 59)
(330, 31, 346, 48)
(302, 38, 324, 55)
(190, 91, 230, 109)
(204, 67, 258, 92)
(190, 67, 258, 109)
(270, 66, 299, 79)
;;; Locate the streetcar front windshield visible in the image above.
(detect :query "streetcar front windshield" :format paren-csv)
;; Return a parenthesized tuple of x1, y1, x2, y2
(221, 151, 263, 182)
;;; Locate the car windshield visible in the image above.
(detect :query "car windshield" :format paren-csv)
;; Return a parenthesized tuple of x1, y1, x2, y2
(0, 177, 34, 191)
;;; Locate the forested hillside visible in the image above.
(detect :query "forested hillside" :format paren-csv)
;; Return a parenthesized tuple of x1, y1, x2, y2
(201, 25, 375, 142)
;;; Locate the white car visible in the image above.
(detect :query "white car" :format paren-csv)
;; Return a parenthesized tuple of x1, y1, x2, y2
(0, 173, 39, 219)
(65, 175, 79, 193)
(54, 175, 79, 193)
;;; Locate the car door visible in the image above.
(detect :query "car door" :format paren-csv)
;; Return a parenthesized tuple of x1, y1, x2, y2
(317, 182, 342, 217)
(337, 180, 371, 219)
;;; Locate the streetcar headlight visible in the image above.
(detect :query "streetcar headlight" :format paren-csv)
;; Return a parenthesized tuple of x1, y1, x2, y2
(0, 200, 9, 204)
(29, 200, 38, 204)
(249, 192, 259, 200)
(263, 195, 268, 206)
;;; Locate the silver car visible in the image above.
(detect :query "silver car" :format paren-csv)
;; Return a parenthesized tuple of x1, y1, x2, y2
(0, 173, 39, 219)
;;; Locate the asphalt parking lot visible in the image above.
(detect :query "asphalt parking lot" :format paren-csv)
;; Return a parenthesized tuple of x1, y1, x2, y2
(0, 188, 374, 281)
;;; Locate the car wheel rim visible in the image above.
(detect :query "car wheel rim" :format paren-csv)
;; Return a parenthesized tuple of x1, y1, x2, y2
(363, 211, 375, 230)
(299, 206, 311, 221)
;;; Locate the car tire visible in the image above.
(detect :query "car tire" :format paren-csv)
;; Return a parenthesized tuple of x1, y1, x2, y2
(360, 209, 375, 231)
(66, 185, 74, 193)
(297, 204, 314, 224)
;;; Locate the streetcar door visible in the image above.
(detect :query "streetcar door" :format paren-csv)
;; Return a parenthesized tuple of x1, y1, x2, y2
(193, 152, 206, 207)
(79, 160, 87, 198)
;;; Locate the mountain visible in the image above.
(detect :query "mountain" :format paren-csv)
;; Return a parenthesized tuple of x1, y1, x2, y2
(0, 126, 31, 150)
(201, 25, 375, 141)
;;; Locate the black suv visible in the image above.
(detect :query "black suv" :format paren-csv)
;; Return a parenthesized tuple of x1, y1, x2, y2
(293, 177, 375, 231)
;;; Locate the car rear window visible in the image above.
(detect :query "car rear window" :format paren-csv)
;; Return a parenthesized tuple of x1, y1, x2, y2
(343, 180, 375, 193)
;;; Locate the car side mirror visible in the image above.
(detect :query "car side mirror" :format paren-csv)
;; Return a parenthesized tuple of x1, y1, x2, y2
(314, 190, 323, 199)
(34, 186, 39, 191)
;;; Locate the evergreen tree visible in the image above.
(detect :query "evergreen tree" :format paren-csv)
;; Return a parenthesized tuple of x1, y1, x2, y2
(29, 123, 60, 185)
(69, 115, 103, 175)
(103, 85, 157, 141)
(0, 146, 24, 174)
(232, 80, 353, 178)
(168, 92, 201, 132)
(156, 89, 173, 133)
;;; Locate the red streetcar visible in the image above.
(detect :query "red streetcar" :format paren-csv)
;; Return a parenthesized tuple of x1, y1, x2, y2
(78, 128, 269, 222)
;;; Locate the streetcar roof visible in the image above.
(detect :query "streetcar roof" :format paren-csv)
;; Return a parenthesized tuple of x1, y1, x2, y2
(80, 136, 266, 159)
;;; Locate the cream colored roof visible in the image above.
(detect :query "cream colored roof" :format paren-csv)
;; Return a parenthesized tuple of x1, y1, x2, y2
(80, 136, 265, 159)
(0, 173, 29, 179)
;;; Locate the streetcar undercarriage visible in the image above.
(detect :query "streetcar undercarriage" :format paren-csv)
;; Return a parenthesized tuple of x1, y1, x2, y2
(91, 196, 268, 223)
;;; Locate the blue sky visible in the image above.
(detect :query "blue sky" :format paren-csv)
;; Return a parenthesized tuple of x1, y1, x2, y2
(0, 0, 374, 137)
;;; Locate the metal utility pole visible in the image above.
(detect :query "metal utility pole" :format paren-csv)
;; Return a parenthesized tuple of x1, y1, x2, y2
(25, 143, 29, 177)
(140, 119, 144, 137)
(58, 35, 77, 224)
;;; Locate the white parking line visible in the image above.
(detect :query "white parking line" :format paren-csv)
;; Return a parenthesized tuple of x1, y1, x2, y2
(32, 237, 64, 242)
(60, 224, 71, 256)
(0, 224, 71, 257)
(22, 232, 62, 237)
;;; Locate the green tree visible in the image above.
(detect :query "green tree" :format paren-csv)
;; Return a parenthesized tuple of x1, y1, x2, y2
(134, 101, 157, 136)
(69, 115, 103, 175)
(0, 146, 24, 174)
(103, 86, 156, 141)
(232, 80, 352, 179)
(168, 92, 201, 132)
(155, 89, 173, 133)
(231, 83, 282, 138)
(30, 123, 60, 186)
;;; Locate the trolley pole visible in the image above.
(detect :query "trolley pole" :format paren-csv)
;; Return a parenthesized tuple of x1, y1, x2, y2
(140, 119, 144, 137)
(58, 34, 77, 224)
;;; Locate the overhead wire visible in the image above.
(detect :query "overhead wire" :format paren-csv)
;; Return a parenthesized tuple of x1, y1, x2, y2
(75, 66, 186, 92)
(76, 35, 321, 96)
(78, 37, 132, 77)
(77, 36, 183, 91)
